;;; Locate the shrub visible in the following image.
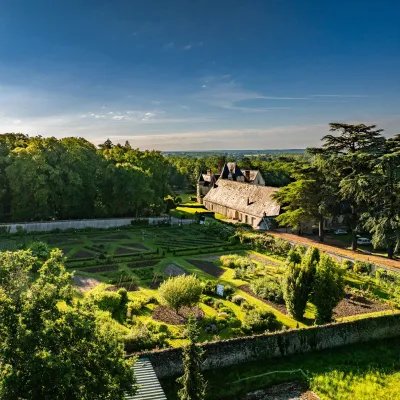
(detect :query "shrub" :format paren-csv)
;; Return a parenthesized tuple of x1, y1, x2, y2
(0, 225, 11, 235)
(145, 295, 158, 304)
(272, 238, 292, 256)
(231, 295, 246, 305)
(353, 261, 372, 275)
(342, 259, 354, 270)
(242, 308, 281, 332)
(124, 323, 165, 352)
(312, 254, 345, 324)
(91, 291, 124, 319)
(202, 280, 216, 295)
(158, 274, 202, 313)
(223, 284, 235, 299)
(127, 299, 146, 317)
(220, 254, 238, 268)
(202, 296, 215, 306)
(214, 300, 225, 309)
(251, 276, 284, 304)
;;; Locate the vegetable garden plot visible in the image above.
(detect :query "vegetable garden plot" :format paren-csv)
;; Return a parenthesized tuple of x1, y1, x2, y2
(114, 247, 140, 255)
(69, 249, 95, 259)
(84, 265, 119, 273)
(123, 243, 149, 250)
(186, 259, 225, 277)
(0, 239, 17, 251)
(104, 234, 131, 240)
(334, 292, 392, 318)
(128, 260, 160, 268)
(239, 284, 288, 315)
(152, 305, 204, 325)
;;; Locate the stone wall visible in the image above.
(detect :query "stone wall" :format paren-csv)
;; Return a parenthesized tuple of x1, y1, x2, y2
(140, 313, 400, 378)
(0, 217, 193, 233)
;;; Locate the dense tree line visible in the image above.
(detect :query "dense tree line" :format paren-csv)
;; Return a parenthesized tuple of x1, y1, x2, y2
(274, 123, 400, 258)
(0, 134, 170, 222)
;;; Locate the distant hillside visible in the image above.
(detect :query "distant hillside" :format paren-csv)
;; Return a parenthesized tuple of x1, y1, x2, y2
(163, 149, 306, 157)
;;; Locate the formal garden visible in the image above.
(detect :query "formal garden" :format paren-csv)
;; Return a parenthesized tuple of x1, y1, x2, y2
(2, 219, 399, 357)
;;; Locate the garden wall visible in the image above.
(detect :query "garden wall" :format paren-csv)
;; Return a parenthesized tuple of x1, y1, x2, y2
(140, 313, 400, 378)
(0, 217, 193, 233)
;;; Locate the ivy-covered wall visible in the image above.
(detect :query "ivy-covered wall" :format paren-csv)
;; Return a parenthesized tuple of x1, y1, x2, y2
(140, 313, 400, 378)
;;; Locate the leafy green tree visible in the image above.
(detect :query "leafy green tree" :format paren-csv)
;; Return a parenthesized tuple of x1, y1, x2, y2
(177, 315, 207, 400)
(283, 247, 318, 320)
(311, 254, 345, 324)
(158, 275, 202, 314)
(309, 123, 385, 250)
(0, 249, 136, 400)
(273, 158, 337, 242)
(362, 135, 400, 258)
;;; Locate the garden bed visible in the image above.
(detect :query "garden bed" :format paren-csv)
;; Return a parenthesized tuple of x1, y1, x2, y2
(124, 242, 149, 250)
(164, 264, 186, 277)
(104, 234, 131, 240)
(69, 249, 95, 259)
(152, 305, 205, 325)
(239, 284, 287, 315)
(84, 265, 119, 273)
(128, 260, 160, 269)
(46, 237, 76, 244)
(114, 247, 139, 255)
(333, 292, 392, 318)
(59, 247, 73, 255)
(186, 259, 225, 277)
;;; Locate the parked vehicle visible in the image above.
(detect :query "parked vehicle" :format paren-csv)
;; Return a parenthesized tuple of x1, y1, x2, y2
(334, 229, 347, 235)
(357, 237, 372, 245)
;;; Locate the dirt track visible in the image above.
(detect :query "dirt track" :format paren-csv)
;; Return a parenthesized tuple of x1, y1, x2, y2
(269, 232, 400, 271)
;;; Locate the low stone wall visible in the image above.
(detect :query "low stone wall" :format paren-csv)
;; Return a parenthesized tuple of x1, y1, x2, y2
(0, 217, 193, 233)
(140, 313, 400, 378)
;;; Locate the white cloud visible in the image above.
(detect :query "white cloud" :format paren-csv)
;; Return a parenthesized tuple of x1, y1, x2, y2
(195, 81, 309, 112)
(312, 94, 369, 98)
(184, 44, 192, 50)
(163, 42, 174, 49)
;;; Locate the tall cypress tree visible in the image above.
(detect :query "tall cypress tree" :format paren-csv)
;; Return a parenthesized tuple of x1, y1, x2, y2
(283, 247, 319, 320)
(177, 315, 207, 400)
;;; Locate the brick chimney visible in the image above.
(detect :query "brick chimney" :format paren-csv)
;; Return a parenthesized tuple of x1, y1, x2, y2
(244, 170, 251, 181)
(217, 160, 223, 174)
(207, 169, 212, 175)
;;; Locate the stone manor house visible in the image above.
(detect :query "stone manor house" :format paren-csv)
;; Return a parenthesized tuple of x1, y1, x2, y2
(197, 163, 281, 230)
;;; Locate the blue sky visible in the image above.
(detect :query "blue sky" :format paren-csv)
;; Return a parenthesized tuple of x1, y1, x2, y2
(0, 0, 399, 150)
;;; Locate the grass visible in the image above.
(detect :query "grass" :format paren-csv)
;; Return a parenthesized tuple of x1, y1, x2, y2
(161, 336, 400, 400)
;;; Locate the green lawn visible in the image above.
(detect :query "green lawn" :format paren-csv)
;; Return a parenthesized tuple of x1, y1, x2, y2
(161, 336, 400, 400)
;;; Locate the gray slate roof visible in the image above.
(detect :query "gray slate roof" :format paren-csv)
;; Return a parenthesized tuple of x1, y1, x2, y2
(126, 358, 166, 400)
(203, 180, 280, 217)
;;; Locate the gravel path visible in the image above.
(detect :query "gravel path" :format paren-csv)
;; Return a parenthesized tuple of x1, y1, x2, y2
(269, 232, 400, 271)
